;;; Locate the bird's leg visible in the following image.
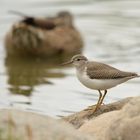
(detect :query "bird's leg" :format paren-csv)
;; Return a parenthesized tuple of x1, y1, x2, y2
(99, 89, 107, 105)
(93, 90, 102, 112)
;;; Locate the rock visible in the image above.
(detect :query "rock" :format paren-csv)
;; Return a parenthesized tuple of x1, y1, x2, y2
(79, 96, 140, 140)
(106, 96, 140, 140)
(0, 109, 92, 140)
(1, 98, 139, 140)
(63, 97, 132, 128)
(79, 109, 119, 140)
(5, 11, 83, 58)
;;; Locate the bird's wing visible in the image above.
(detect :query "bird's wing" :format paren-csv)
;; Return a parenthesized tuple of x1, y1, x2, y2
(86, 61, 138, 79)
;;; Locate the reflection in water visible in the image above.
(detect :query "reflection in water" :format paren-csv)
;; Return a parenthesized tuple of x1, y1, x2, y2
(5, 55, 66, 96)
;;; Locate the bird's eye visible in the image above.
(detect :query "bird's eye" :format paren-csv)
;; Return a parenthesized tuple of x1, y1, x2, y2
(77, 59, 80, 61)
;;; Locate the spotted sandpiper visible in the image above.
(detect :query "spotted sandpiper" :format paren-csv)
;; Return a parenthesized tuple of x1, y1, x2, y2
(62, 54, 139, 112)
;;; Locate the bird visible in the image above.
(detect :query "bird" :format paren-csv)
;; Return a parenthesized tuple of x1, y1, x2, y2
(62, 54, 139, 112)
(8, 10, 73, 30)
(8, 10, 56, 30)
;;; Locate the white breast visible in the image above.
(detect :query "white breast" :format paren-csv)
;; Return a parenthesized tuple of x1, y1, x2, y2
(76, 69, 131, 90)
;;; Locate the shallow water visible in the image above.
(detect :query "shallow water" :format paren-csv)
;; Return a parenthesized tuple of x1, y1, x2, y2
(1, 0, 140, 117)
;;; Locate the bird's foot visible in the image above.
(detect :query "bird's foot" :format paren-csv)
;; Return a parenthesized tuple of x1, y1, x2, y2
(88, 103, 104, 108)
(84, 104, 99, 111)
(84, 102, 105, 111)
(84, 105, 96, 111)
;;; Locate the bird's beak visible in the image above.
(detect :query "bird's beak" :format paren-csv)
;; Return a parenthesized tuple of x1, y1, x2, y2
(61, 60, 73, 66)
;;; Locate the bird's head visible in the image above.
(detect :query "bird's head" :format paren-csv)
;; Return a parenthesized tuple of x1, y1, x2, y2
(61, 54, 88, 67)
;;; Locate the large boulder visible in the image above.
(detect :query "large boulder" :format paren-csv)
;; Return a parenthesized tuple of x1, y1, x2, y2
(79, 96, 140, 140)
(1, 97, 139, 140)
(0, 109, 92, 140)
(63, 97, 132, 128)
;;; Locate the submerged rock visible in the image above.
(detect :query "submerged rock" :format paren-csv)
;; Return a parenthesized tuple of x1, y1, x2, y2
(5, 11, 83, 58)
(0, 109, 92, 140)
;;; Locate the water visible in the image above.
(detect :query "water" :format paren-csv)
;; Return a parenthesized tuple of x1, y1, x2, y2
(1, 0, 140, 117)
